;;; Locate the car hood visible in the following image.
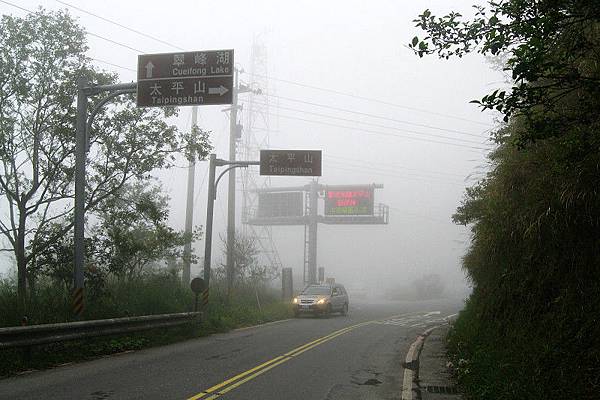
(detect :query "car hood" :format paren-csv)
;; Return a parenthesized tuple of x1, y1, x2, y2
(297, 294, 330, 300)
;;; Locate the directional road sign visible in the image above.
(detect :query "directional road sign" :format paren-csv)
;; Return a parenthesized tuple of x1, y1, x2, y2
(137, 49, 234, 107)
(260, 150, 322, 176)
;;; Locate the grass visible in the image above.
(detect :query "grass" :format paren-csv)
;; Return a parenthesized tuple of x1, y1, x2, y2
(446, 295, 599, 400)
(0, 275, 293, 377)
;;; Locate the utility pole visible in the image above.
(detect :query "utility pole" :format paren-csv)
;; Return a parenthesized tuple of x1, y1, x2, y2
(307, 180, 319, 284)
(226, 69, 240, 296)
(182, 106, 198, 285)
(73, 76, 87, 317)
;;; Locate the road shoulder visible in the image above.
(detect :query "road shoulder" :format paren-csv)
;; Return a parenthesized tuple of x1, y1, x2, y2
(402, 324, 461, 400)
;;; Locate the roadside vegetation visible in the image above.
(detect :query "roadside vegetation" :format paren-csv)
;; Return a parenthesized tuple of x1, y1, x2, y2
(0, 9, 291, 377)
(0, 275, 292, 377)
(412, 1, 599, 399)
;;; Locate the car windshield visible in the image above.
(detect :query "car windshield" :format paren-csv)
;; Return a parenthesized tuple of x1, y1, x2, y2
(301, 286, 331, 295)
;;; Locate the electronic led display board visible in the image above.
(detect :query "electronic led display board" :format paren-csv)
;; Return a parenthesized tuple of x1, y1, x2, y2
(324, 187, 374, 216)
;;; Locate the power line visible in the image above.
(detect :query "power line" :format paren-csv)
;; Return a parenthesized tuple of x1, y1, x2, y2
(263, 93, 488, 139)
(11, 0, 497, 139)
(91, 58, 136, 72)
(251, 73, 493, 127)
(0, 0, 28, 13)
(0, 1, 145, 53)
(56, 1, 185, 50)
(325, 154, 468, 178)
(324, 163, 467, 189)
(85, 31, 144, 53)
(4, 0, 491, 156)
(271, 112, 490, 151)
(387, 205, 452, 225)
(324, 160, 466, 186)
(11, 0, 494, 135)
(253, 100, 488, 146)
(7, 0, 497, 145)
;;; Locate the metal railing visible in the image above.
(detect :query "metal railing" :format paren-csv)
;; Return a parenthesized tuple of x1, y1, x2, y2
(0, 312, 201, 349)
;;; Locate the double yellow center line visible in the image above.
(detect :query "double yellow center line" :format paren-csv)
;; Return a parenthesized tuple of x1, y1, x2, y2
(187, 321, 373, 400)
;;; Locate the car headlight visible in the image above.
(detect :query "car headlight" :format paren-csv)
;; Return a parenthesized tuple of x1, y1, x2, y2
(317, 298, 327, 304)
(292, 297, 298, 304)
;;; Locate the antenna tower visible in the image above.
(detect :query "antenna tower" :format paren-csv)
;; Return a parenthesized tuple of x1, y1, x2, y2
(239, 36, 283, 274)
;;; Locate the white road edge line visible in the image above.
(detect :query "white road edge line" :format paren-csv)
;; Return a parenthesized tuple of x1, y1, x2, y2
(423, 311, 441, 317)
(401, 325, 441, 400)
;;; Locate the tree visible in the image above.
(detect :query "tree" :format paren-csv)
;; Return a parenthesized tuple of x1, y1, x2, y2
(96, 181, 200, 281)
(219, 233, 278, 296)
(0, 9, 211, 313)
(409, 0, 600, 145)
(411, 2, 600, 397)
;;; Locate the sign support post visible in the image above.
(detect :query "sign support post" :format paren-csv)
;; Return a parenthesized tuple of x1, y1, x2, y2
(307, 180, 319, 284)
(202, 155, 260, 307)
(71, 48, 235, 317)
(73, 79, 137, 317)
(203, 154, 217, 296)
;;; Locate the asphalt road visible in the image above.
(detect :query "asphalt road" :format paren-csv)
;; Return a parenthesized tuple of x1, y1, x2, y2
(0, 299, 461, 400)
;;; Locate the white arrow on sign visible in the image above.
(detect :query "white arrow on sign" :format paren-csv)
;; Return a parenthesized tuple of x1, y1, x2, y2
(208, 85, 229, 96)
(145, 61, 155, 78)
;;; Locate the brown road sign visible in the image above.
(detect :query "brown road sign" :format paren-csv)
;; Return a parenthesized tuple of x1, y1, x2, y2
(260, 150, 322, 176)
(137, 49, 233, 107)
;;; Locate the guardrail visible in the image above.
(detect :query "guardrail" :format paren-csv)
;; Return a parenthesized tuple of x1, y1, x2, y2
(0, 312, 201, 349)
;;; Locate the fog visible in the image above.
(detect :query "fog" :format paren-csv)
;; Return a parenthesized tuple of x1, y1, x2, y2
(0, 0, 503, 298)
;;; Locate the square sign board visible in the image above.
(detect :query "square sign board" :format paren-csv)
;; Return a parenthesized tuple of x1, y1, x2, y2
(325, 186, 374, 216)
(137, 49, 233, 107)
(260, 150, 322, 176)
(257, 192, 304, 218)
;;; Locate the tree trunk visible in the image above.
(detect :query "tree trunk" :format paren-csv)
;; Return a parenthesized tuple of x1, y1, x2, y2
(16, 231, 27, 317)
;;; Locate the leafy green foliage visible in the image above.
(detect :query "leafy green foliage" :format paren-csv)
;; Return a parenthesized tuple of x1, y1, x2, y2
(95, 181, 201, 281)
(449, 127, 600, 398)
(0, 275, 291, 377)
(218, 233, 279, 295)
(0, 8, 211, 312)
(409, 2, 600, 398)
(409, 1, 600, 143)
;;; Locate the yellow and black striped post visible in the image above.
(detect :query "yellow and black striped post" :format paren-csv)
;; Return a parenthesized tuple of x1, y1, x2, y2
(201, 288, 209, 308)
(73, 287, 84, 317)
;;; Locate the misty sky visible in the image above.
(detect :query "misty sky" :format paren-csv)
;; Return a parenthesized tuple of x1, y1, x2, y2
(0, 0, 504, 294)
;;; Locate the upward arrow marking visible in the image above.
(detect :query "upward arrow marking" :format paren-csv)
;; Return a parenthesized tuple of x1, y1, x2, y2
(145, 61, 155, 78)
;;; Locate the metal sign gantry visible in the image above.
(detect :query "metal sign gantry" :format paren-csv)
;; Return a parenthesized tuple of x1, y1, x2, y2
(245, 183, 389, 285)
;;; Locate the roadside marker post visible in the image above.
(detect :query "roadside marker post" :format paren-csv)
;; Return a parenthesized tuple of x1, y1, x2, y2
(190, 278, 206, 312)
(202, 289, 209, 308)
(73, 287, 84, 316)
